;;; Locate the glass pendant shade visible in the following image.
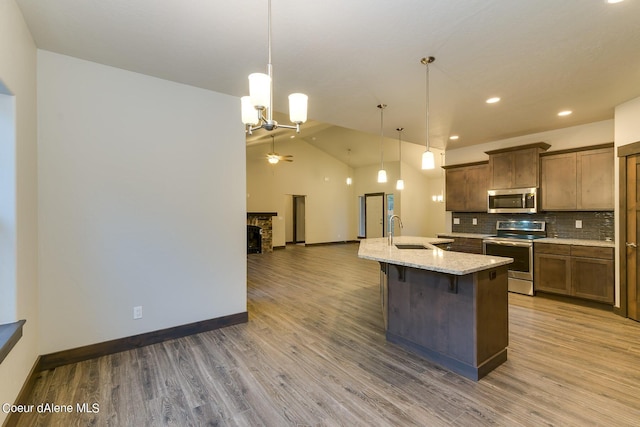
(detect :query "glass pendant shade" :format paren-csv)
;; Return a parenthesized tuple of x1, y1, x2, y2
(248, 73, 271, 109)
(422, 150, 435, 170)
(288, 93, 308, 124)
(396, 179, 405, 190)
(377, 169, 387, 183)
(241, 96, 259, 125)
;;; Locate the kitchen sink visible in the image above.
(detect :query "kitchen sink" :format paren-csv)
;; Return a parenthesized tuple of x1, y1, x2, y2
(394, 244, 431, 250)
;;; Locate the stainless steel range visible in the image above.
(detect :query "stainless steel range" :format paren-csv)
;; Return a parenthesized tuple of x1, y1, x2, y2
(482, 220, 546, 296)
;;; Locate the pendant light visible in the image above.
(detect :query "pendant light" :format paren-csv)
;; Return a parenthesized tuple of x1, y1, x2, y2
(396, 128, 404, 190)
(346, 148, 353, 185)
(421, 56, 435, 170)
(241, 0, 308, 135)
(377, 104, 387, 183)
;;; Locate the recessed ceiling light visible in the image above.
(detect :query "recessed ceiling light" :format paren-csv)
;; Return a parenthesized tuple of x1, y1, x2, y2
(558, 110, 572, 117)
(449, 135, 459, 140)
(486, 97, 501, 104)
(607, 0, 624, 4)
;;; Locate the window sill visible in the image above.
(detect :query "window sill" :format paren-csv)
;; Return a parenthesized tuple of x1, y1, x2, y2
(0, 320, 26, 364)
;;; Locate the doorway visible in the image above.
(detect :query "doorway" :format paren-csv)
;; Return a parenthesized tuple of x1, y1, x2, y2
(293, 195, 306, 244)
(618, 143, 640, 321)
(364, 192, 385, 238)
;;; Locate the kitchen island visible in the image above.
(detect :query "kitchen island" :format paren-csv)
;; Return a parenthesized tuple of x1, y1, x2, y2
(358, 236, 513, 380)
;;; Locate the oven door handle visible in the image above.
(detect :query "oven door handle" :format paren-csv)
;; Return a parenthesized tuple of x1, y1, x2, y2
(483, 240, 532, 248)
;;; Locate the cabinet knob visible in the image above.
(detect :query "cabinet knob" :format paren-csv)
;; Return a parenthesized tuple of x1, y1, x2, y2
(626, 242, 637, 248)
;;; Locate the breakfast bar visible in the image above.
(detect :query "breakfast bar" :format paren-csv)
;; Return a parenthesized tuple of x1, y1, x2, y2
(358, 236, 513, 380)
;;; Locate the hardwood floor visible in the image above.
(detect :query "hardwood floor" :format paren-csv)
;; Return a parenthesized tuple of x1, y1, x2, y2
(14, 243, 640, 426)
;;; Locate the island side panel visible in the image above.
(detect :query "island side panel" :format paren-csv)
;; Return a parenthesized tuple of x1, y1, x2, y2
(387, 267, 475, 365)
(386, 264, 509, 380)
(475, 266, 509, 366)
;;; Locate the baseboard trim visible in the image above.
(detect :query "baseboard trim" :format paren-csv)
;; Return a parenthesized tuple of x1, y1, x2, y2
(304, 240, 360, 247)
(36, 311, 248, 372)
(3, 356, 41, 427)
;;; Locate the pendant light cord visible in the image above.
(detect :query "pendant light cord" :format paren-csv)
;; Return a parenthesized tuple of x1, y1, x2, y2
(425, 59, 430, 152)
(397, 128, 403, 176)
(267, 0, 273, 123)
(421, 56, 435, 153)
(378, 104, 386, 169)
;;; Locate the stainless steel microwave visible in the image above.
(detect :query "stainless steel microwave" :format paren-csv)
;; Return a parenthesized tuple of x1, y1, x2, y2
(487, 188, 537, 213)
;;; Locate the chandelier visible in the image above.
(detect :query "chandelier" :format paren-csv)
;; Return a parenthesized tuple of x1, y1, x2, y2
(241, 0, 308, 135)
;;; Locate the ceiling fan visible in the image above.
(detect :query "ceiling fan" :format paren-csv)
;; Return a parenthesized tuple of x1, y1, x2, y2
(265, 135, 293, 164)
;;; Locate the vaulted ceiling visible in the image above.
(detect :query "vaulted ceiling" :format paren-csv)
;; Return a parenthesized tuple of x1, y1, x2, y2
(16, 0, 640, 171)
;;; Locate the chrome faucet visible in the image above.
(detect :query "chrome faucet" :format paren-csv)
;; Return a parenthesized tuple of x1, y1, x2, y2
(388, 215, 403, 246)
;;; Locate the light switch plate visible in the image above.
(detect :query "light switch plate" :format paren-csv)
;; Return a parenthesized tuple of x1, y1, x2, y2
(453, 218, 460, 225)
(472, 218, 478, 225)
(575, 220, 583, 229)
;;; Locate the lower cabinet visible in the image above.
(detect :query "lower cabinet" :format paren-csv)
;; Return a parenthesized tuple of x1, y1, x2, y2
(441, 237, 484, 254)
(534, 243, 614, 304)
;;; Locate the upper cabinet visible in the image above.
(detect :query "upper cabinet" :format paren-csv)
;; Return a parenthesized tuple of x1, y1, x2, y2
(485, 143, 550, 189)
(540, 144, 614, 211)
(443, 161, 490, 212)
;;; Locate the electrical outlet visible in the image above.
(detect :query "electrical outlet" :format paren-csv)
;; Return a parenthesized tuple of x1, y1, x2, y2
(472, 218, 478, 225)
(575, 220, 583, 229)
(133, 306, 143, 319)
(453, 218, 460, 225)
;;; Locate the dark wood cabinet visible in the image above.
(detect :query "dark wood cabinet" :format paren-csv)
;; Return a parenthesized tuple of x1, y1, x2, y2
(486, 143, 550, 190)
(534, 242, 614, 304)
(444, 162, 489, 212)
(540, 144, 614, 211)
(448, 237, 484, 254)
(534, 244, 571, 295)
(576, 147, 614, 210)
(386, 263, 509, 380)
(540, 152, 577, 210)
(570, 246, 615, 303)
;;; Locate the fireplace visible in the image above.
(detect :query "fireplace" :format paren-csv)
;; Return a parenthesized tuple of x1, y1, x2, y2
(247, 212, 276, 253)
(247, 225, 262, 254)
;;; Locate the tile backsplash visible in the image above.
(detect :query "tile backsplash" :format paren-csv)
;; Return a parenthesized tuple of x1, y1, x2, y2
(451, 211, 614, 241)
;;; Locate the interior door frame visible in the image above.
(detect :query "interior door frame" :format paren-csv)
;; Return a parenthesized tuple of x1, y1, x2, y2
(364, 192, 385, 238)
(617, 140, 640, 318)
(292, 194, 306, 244)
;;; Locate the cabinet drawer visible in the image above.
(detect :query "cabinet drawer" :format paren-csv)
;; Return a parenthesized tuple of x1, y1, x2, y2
(534, 242, 571, 256)
(570, 245, 613, 259)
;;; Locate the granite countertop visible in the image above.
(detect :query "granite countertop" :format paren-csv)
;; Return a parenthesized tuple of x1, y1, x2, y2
(535, 238, 615, 248)
(437, 232, 615, 248)
(358, 236, 513, 276)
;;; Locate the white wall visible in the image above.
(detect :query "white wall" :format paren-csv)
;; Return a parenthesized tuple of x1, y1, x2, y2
(37, 51, 246, 354)
(614, 96, 640, 307)
(350, 161, 443, 238)
(0, 0, 39, 423)
(354, 162, 400, 236)
(397, 162, 446, 238)
(615, 97, 640, 145)
(446, 120, 614, 165)
(247, 137, 354, 244)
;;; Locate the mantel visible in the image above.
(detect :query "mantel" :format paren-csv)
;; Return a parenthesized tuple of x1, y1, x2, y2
(247, 212, 277, 217)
